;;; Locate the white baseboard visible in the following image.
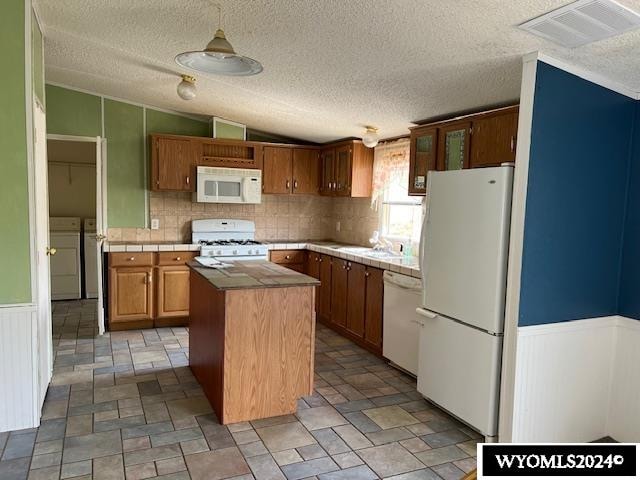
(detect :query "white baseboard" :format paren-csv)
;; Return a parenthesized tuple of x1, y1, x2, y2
(607, 317, 640, 442)
(511, 316, 617, 443)
(0, 305, 40, 432)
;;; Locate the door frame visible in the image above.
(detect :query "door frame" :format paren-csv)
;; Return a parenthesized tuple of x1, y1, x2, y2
(45, 133, 108, 334)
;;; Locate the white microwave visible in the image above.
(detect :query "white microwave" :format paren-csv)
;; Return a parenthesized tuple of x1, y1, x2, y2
(195, 166, 262, 204)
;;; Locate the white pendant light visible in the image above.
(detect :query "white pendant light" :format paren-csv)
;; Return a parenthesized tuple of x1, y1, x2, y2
(175, 4, 262, 76)
(362, 126, 379, 148)
(177, 75, 197, 100)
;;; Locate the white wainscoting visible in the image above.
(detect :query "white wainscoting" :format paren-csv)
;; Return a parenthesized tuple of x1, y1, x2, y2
(511, 316, 618, 443)
(607, 317, 640, 442)
(0, 305, 40, 432)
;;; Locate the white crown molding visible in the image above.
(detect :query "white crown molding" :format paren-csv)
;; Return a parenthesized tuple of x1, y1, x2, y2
(524, 51, 640, 100)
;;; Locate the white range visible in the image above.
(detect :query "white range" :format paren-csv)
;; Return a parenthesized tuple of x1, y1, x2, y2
(192, 219, 268, 266)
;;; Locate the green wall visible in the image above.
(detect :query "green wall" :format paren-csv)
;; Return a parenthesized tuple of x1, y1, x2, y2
(104, 100, 145, 227)
(0, 0, 31, 304)
(46, 85, 101, 137)
(32, 11, 44, 106)
(145, 109, 210, 137)
(45, 85, 210, 227)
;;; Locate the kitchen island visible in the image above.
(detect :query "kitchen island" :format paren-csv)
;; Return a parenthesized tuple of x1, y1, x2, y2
(188, 260, 320, 424)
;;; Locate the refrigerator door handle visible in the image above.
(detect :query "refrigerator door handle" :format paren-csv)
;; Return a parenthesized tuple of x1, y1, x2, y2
(416, 307, 437, 319)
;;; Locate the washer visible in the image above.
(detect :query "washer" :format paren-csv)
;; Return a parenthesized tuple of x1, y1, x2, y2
(49, 217, 82, 300)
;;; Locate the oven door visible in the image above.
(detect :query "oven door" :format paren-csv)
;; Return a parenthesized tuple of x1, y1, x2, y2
(197, 174, 244, 203)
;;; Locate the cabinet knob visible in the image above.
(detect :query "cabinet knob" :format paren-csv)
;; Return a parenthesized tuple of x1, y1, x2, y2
(128, 257, 135, 261)
(186, 176, 190, 185)
(285, 255, 291, 260)
(294, 180, 298, 189)
(175, 256, 181, 261)
(286, 180, 291, 189)
(365, 272, 370, 277)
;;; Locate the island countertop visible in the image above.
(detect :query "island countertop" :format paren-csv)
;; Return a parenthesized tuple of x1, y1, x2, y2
(188, 259, 321, 290)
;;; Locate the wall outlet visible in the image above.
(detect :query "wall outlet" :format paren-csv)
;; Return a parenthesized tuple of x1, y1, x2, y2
(150, 218, 160, 230)
(336, 221, 341, 232)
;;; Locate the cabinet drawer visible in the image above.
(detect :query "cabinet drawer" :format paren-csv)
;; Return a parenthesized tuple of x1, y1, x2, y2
(156, 251, 196, 266)
(109, 252, 154, 267)
(270, 250, 306, 264)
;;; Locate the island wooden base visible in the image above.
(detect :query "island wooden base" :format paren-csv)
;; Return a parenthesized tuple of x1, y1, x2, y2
(189, 272, 315, 424)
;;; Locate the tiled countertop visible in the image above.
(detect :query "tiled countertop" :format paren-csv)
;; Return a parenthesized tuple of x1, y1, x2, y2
(188, 260, 320, 291)
(105, 240, 421, 279)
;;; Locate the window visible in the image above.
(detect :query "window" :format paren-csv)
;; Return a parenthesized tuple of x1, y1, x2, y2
(371, 139, 423, 243)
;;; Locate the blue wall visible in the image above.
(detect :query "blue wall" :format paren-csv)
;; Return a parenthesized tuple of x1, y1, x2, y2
(518, 62, 636, 327)
(619, 103, 640, 317)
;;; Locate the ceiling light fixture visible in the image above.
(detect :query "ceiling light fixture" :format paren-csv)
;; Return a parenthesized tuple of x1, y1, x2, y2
(362, 126, 380, 148)
(175, 4, 263, 76)
(177, 75, 197, 100)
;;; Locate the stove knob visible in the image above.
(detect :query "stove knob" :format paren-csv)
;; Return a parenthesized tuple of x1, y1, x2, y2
(216, 249, 222, 255)
(233, 249, 238, 255)
(247, 249, 253, 255)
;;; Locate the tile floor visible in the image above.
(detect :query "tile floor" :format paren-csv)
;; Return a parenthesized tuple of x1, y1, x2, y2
(0, 300, 479, 480)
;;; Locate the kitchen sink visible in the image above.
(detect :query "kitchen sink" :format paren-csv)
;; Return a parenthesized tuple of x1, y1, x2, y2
(336, 246, 403, 259)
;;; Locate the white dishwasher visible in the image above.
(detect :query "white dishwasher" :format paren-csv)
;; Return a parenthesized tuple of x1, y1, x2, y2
(383, 271, 423, 376)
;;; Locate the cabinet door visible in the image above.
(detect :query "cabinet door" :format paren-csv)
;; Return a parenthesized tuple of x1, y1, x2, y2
(470, 109, 519, 168)
(364, 267, 384, 351)
(156, 266, 190, 318)
(409, 128, 438, 195)
(292, 148, 319, 194)
(153, 137, 194, 191)
(263, 146, 293, 194)
(334, 145, 352, 196)
(437, 122, 471, 171)
(319, 149, 335, 195)
(346, 262, 366, 337)
(330, 259, 348, 327)
(318, 254, 332, 321)
(307, 253, 321, 314)
(109, 267, 153, 322)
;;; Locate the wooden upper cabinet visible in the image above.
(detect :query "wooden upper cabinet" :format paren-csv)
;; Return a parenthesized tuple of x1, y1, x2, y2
(334, 145, 352, 196)
(292, 148, 319, 194)
(409, 127, 438, 195)
(320, 141, 373, 198)
(319, 149, 335, 195)
(438, 121, 471, 171)
(151, 136, 195, 191)
(363, 266, 383, 351)
(263, 146, 293, 194)
(470, 107, 519, 168)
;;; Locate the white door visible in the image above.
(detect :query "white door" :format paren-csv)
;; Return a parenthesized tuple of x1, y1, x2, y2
(33, 101, 52, 404)
(421, 166, 513, 334)
(96, 138, 106, 334)
(416, 311, 503, 436)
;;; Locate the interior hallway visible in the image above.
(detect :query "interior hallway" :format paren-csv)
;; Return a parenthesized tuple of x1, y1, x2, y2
(0, 300, 478, 480)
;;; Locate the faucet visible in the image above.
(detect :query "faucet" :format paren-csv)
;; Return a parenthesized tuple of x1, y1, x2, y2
(369, 231, 394, 252)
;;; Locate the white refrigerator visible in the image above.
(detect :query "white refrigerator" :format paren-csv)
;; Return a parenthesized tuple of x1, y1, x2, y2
(417, 166, 513, 438)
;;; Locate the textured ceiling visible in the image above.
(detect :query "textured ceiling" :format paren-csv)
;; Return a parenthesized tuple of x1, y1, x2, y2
(35, 0, 640, 143)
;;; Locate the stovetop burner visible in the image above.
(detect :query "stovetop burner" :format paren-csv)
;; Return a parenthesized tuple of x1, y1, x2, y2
(198, 239, 264, 246)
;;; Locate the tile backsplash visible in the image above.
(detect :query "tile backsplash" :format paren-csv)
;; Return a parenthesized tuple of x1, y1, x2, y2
(107, 192, 378, 245)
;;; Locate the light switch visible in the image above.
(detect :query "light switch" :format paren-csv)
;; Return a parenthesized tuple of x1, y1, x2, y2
(151, 218, 160, 230)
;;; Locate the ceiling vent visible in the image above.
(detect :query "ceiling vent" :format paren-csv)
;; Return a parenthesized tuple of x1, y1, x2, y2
(519, 0, 640, 47)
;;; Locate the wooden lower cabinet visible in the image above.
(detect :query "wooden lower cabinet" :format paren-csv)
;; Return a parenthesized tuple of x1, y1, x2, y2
(108, 251, 194, 330)
(330, 259, 348, 327)
(306, 252, 321, 314)
(109, 266, 154, 329)
(269, 250, 307, 273)
(363, 267, 384, 350)
(317, 254, 384, 356)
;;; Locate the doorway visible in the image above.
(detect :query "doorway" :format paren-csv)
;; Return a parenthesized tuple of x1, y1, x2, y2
(45, 134, 107, 334)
